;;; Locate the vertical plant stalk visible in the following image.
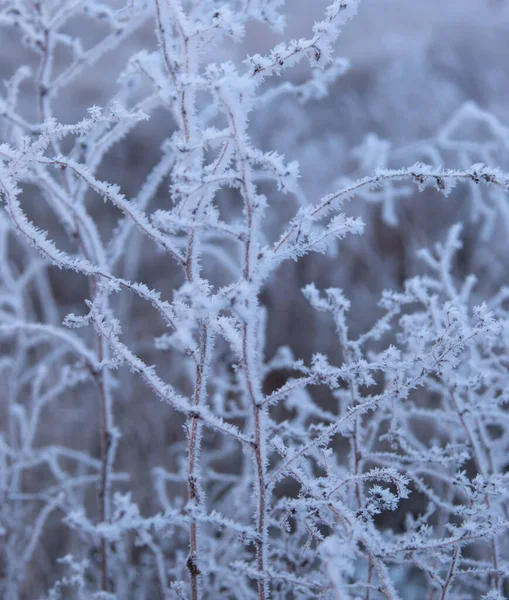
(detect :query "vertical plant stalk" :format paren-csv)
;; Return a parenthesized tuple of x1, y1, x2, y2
(96, 336, 115, 592)
(186, 324, 212, 600)
(231, 102, 270, 597)
(242, 322, 269, 600)
(154, 3, 208, 597)
(439, 546, 460, 600)
(33, 4, 117, 591)
(67, 225, 116, 594)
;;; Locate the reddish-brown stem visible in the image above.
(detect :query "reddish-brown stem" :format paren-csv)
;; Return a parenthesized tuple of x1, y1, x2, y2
(186, 324, 210, 600)
(222, 87, 269, 598)
(439, 546, 460, 600)
(365, 558, 373, 600)
(96, 334, 113, 592)
(242, 322, 268, 600)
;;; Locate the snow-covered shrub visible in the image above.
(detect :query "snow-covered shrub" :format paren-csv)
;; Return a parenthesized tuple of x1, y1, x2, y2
(1, 0, 509, 598)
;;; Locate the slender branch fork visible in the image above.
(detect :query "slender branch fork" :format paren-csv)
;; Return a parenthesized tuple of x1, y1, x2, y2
(33, 4, 115, 590)
(2, 0, 509, 598)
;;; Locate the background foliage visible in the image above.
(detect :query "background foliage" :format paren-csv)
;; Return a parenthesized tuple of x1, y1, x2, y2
(1, 1, 509, 598)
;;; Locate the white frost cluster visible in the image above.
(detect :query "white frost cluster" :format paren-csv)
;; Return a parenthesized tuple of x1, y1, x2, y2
(0, 1, 509, 599)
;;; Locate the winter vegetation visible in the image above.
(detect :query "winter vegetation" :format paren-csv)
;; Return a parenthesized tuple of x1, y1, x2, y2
(1, 0, 509, 598)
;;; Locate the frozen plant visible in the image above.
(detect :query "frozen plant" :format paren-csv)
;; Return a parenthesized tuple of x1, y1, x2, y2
(0, 0, 509, 599)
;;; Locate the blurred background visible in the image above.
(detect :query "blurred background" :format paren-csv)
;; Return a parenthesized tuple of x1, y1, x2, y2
(2, 0, 509, 595)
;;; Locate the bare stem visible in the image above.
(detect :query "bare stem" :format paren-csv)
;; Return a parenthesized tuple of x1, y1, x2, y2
(186, 324, 210, 600)
(34, 7, 115, 590)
